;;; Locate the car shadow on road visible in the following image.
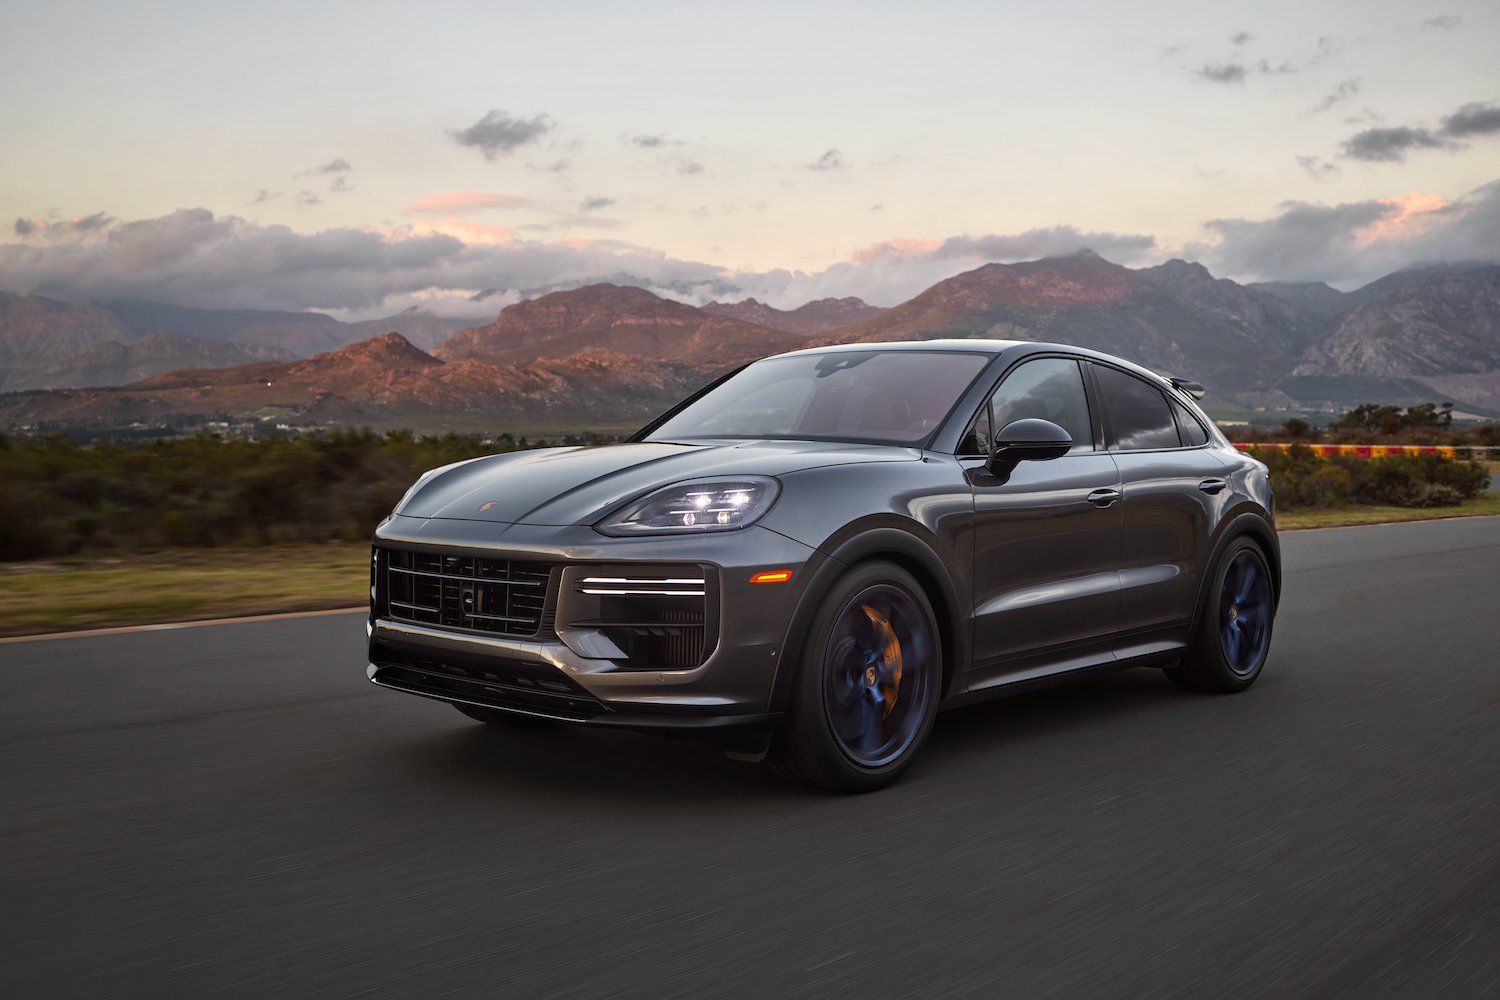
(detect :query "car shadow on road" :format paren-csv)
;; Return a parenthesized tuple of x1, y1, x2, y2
(383, 666, 1194, 801)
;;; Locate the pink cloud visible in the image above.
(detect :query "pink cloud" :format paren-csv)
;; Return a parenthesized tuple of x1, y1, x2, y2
(849, 237, 942, 263)
(1356, 190, 1450, 246)
(406, 217, 516, 245)
(401, 192, 526, 214)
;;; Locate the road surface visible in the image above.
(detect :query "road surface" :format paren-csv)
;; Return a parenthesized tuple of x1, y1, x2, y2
(4, 517, 1498, 998)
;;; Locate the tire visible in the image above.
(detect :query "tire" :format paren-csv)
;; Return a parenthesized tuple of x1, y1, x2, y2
(1167, 536, 1275, 693)
(453, 703, 553, 728)
(774, 561, 941, 792)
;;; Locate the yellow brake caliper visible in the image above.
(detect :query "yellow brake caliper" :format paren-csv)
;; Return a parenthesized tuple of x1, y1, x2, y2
(861, 604, 903, 719)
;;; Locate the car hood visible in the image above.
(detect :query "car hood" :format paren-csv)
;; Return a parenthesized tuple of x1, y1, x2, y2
(397, 440, 921, 525)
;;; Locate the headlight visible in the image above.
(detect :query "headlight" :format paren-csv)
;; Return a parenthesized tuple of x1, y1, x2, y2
(596, 477, 780, 535)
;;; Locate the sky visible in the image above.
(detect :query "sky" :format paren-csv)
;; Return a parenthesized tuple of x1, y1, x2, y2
(1, 0, 1498, 319)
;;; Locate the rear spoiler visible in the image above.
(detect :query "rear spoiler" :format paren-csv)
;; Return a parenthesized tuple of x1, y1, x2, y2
(1166, 376, 1206, 399)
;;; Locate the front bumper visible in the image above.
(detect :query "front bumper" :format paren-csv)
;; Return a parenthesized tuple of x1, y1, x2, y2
(366, 515, 822, 738)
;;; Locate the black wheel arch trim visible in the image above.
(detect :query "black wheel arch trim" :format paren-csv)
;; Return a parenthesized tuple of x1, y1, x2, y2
(1185, 508, 1280, 649)
(766, 524, 966, 716)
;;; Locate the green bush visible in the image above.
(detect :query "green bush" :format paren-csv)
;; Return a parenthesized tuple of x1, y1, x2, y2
(0, 429, 593, 561)
(1249, 445, 1488, 510)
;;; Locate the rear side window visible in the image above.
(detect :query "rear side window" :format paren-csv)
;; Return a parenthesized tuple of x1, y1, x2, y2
(1093, 365, 1180, 450)
(1170, 397, 1210, 447)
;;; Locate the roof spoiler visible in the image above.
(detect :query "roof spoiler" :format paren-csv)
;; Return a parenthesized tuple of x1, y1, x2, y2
(1167, 376, 1207, 399)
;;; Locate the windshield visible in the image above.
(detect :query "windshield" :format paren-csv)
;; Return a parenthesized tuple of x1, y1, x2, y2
(646, 350, 992, 445)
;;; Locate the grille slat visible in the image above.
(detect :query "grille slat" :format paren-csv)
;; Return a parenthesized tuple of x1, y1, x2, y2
(382, 549, 551, 637)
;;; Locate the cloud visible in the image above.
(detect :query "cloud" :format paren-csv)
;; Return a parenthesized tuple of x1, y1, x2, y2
(252, 189, 280, 204)
(807, 149, 847, 171)
(1196, 63, 1246, 84)
(535, 158, 571, 174)
(677, 159, 705, 175)
(578, 196, 615, 212)
(12, 212, 114, 238)
(1440, 101, 1500, 138)
(1229, 31, 1253, 45)
(329, 176, 353, 194)
(1422, 15, 1461, 29)
(1341, 126, 1453, 162)
(403, 192, 526, 214)
(1310, 78, 1359, 114)
(625, 133, 675, 148)
(1296, 155, 1339, 179)
(447, 109, 553, 160)
(1192, 180, 1500, 286)
(14, 218, 36, 236)
(314, 158, 351, 174)
(1338, 99, 1500, 162)
(297, 190, 322, 207)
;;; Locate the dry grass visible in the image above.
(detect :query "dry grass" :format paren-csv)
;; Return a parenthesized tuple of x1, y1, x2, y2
(1277, 493, 1500, 530)
(0, 544, 368, 638)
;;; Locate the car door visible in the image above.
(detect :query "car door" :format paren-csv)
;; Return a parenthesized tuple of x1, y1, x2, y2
(1087, 361, 1226, 658)
(965, 356, 1124, 690)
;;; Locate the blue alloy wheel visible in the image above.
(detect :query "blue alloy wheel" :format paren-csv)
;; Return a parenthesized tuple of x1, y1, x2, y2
(822, 584, 935, 768)
(1220, 549, 1272, 677)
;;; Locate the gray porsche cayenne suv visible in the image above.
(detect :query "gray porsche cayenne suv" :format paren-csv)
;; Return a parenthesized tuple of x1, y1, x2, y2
(367, 340, 1278, 791)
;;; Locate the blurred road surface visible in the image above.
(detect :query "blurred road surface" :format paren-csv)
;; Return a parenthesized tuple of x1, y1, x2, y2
(3, 517, 1498, 998)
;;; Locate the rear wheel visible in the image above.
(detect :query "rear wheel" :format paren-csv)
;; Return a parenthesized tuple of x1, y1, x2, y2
(775, 561, 940, 792)
(1167, 536, 1274, 692)
(453, 703, 553, 728)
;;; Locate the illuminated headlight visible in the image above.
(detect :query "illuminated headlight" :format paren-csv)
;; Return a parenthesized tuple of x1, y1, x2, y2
(597, 477, 780, 535)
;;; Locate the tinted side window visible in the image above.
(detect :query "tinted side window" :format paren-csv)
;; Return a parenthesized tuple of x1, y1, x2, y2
(958, 402, 993, 456)
(1170, 397, 1209, 447)
(990, 358, 1093, 453)
(1093, 365, 1180, 450)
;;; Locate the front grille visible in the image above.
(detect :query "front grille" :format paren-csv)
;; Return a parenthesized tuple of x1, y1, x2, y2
(382, 549, 552, 637)
(371, 658, 605, 720)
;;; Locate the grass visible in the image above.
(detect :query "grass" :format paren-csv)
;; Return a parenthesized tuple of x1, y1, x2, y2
(0, 543, 369, 638)
(5, 493, 1500, 638)
(1276, 493, 1500, 529)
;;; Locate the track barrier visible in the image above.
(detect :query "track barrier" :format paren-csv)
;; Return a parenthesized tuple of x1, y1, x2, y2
(1235, 443, 1500, 459)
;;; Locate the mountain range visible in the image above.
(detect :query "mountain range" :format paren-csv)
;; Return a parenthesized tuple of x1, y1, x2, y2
(3, 253, 1499, 432)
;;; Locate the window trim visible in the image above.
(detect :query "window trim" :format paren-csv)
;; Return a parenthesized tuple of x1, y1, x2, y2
(954, 354, 1099, 459)
(1087, 360, 1212, 454)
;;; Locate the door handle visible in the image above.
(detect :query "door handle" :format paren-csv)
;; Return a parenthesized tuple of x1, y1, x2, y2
(1087, 488, 1121, 508)
(1198, 478, 1228, 495)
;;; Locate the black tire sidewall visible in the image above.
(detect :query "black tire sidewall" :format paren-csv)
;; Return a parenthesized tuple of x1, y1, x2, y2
(782, 560, 941, 791)
(1177, 536, 1274, 692)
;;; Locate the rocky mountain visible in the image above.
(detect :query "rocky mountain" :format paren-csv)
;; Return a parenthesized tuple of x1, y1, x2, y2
(1293, 265, 1500, 384)
(0, 333, 714, 432)
(104, 301, 471, 356)
(436, 283, 809, 364)
(700, 296, 885, 334)
(0, 292, 136, 390)
(30, 332, 294, 390)
(6, 255, 1500, 428)
(822, 251, 1331, 396)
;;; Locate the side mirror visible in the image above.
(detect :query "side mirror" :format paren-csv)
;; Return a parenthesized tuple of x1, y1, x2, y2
(987, 418, 1072, 476)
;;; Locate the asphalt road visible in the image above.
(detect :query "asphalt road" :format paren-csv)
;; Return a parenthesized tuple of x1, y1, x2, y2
(4, 518, 1499, 999)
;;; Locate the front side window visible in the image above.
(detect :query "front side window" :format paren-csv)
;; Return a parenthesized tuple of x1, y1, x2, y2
(961, 358, 1093, 455)
(646, 350, 990, 445)
(1093, 364, 1181, 450)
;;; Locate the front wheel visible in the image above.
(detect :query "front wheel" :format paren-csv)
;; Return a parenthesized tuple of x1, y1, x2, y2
(1167, 537, 1275, 692)
(775, 561, 941, 792)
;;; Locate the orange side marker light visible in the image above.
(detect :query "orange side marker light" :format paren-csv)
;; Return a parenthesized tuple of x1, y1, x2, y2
(749, 569, 794, 584)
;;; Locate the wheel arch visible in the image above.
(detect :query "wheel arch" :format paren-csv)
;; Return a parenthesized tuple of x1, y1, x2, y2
(1186, 508, 1281, 648)
(768, 526, 966, 715)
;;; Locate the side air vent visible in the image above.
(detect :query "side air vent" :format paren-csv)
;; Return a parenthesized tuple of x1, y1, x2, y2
(557, 565, 719, 670)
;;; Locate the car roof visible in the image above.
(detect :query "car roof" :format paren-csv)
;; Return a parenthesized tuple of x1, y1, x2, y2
(769, 339, 1185, 391)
